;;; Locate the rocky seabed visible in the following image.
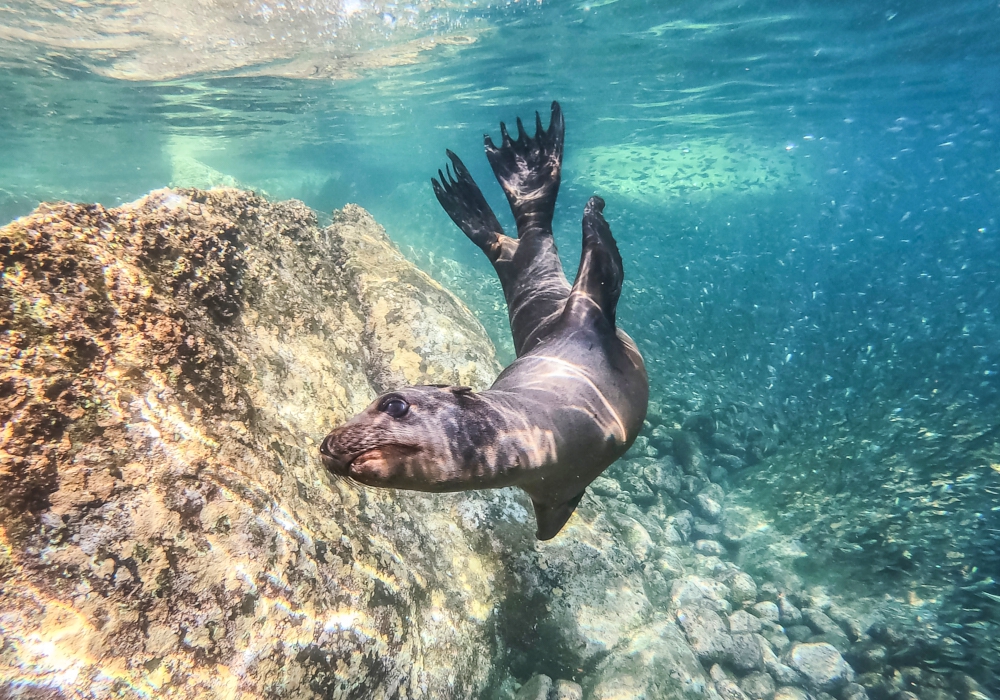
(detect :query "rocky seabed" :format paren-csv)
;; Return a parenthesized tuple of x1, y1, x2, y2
(0, 189, 993, 700)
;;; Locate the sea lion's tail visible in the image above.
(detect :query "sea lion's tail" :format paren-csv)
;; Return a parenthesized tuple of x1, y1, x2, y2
(432, 150, 514, 264)
(532, 491, 585, 541)
(566, 196, 623, 326)
(485, 101, 564, 235)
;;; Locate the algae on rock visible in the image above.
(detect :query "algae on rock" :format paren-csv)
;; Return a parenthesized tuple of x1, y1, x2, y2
(0, 188, 506, 698)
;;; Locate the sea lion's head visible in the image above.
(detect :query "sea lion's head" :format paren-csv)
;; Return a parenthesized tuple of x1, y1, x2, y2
(320, 385, 496, 491)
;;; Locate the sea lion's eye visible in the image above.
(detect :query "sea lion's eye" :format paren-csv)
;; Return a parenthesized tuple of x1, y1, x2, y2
(379, 397, 410, 418)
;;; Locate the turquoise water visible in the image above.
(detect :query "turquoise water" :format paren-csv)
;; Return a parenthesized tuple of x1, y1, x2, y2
(3, 0, 1000, 693)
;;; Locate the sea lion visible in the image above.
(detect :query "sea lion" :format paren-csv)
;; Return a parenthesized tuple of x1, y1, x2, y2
(320, 101, 648, 540)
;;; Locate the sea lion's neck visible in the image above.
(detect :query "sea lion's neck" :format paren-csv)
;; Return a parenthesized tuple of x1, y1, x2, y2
(467, 389, 562, 485)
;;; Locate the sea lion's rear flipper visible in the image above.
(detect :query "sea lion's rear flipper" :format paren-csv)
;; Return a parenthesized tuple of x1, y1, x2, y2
(532, 490, 585, 541)
(566, 196, 623, 326)
(485, 101, 564, 234)
(432, 150, 516, 265)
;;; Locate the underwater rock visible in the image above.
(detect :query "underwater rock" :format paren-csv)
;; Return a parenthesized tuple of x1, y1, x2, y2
(738, 670, 776, 700)
(693, 517, 723, 541)
(773, 687, 810, 700)
(728, 632, 766, 673)
(584, 617, 711, 700)
(786, 625, 814, 643)
(671, 510, 695, 541)
(841, 682, 870, 700)
(551, 679, 584, 700)
(673, 430, 705, 472)
(709, 464, 730, 484)
(590, 475, 623, 499)
(671, 576, 732, 609)
(826, 604, 863, 642)
(714, 453, 747, 472)
(700, 481, 726, 503)
(683, 413, 717, 441)
(808, 631, 851, 655)
(719, 507, 752, 546)
(850, 644, 887, 673)
(711, 433, 746, 460)
(676, 604, 733, 664)
(710, 664, 730, 682)
(726, 572, 758, 607)
(778, 595, 803, 625)
(717, 678, 752, 700)
(649, 424, 674, 453)
(683, 473, 712, 496)
(729, 611, 763, 634)
(801, 609, 851, 652)
(612, 513, 655, 561)
(697, 492, 724, 521)
(621, 471, 658, 506)
(0, 189, 513, 698)
(656, 547, 688, 578)
(765, 630, 793, 656)
(784, 642, 855, 694)
(641, 457, 683, 495)
(515, 674, 553, 700)
(801, 608, 838, 635)
(695, 539, 726, 556)
(752, 601, 781, 623)
(534, 514, 654, 667)
(760, 637, 803, 686)
(1, 187, 902, 700)
(759, 582, 780, 602)
(630, 434, 652, 456)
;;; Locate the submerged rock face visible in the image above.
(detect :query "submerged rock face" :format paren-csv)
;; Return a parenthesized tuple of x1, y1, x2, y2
(0, 189, 506, 698)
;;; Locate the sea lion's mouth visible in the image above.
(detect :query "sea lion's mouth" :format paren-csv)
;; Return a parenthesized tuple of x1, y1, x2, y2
(349, 444, 422, 480)
(347, 447, 383, 470)
(319, 435, 360, 476)
(320, 441, 419, 482)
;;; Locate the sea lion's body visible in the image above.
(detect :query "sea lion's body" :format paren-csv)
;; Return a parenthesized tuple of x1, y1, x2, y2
(321, 102, 648, 539)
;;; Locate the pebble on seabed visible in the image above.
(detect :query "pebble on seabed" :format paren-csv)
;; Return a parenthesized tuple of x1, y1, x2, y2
(695, 538, 727, 556)
(752, 601, 781, 623)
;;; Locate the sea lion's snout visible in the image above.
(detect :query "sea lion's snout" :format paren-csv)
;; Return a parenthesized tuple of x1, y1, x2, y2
(319, 434, 349, 475)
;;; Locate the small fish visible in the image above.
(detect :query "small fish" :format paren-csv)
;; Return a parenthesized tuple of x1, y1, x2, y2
(961, 577, 996, 591)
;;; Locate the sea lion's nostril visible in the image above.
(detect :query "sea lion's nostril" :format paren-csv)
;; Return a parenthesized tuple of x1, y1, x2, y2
(319, 434, 352, 475)
(319, 435, 334, 458)
(319, 436, 347, 473)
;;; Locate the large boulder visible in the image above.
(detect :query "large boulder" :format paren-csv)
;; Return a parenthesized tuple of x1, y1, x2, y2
(0, 189, 509, 698)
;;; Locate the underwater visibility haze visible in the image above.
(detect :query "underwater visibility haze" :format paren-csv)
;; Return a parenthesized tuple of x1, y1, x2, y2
(1, 0, 999, 697)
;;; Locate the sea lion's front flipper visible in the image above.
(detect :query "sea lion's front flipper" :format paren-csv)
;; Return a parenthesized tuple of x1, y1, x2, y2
(432, 150, 516, 265)
(531, 490, 585, 541)
(566, 196, 623, 326)
(485, 101, 564, 234)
